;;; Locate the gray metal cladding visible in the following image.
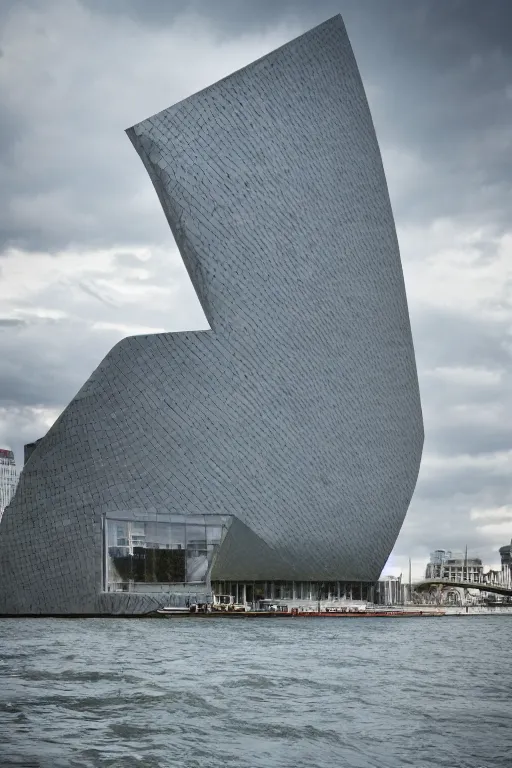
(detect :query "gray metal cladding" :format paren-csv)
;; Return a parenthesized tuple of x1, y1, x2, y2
(0, 15, 423, 615)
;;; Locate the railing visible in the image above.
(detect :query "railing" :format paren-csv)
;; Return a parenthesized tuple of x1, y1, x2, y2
(415, 578, 512, 597)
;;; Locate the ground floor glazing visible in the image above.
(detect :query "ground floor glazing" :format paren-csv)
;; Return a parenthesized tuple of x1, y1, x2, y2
(211, 581, 376, 604)
(104, 515, 229, 591)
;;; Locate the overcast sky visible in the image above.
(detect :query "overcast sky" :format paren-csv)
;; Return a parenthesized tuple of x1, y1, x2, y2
(1, 0, 511, 578)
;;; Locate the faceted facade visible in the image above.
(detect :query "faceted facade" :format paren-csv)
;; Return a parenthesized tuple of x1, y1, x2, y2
(0, 16, 423, 616)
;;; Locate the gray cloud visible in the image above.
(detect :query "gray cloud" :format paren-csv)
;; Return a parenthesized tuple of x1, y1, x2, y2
(78, 0, 342, 33)
(2, 0, 511, 252)
(77, 281, 118, 308)
(0, 318, 110, 408)
(414, 308, 510, 370)
(0, 0, 510, 576)
(0, 319, 26, 327)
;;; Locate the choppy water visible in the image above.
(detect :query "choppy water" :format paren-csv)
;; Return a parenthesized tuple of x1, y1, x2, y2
(0, 616, 510, 768)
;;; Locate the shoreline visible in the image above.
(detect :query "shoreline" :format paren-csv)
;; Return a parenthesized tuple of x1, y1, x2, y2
(2, 606, 511, 619)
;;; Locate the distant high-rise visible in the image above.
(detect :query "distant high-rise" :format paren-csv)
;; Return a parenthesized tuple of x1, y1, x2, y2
(425, 550, 483, 583)
(0, 449, 18, 524)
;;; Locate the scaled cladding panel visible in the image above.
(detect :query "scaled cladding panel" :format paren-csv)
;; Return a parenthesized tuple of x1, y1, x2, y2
(0, 15, 423, 615)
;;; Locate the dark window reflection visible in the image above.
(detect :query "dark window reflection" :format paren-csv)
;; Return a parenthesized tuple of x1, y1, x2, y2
(106, 517, 227, 589)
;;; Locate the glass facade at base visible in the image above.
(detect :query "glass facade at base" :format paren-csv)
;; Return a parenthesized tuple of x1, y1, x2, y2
(105, 516, 230, 591)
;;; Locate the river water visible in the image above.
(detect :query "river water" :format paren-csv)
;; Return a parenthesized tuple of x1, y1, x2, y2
(0, 616, 509, 768)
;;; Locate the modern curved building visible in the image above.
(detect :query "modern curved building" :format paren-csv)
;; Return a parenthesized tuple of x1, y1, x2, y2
(0, 16, 423, 615)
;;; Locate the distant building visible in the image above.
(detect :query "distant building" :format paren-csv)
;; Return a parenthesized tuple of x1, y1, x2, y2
(0, 449, 18, 524)
(425, 550, 483, 583)
(375, 576, 403, 605)
(24, 438, 43, 465)
(429, 549, 450, 567)
(499, 541, 511, 588)
(374, 576, 416, 605)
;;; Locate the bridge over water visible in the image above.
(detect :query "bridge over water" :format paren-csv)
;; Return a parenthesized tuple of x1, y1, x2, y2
(416, 579, 512, 597)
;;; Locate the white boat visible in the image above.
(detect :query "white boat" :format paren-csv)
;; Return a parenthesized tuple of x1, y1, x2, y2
(156, 606, 191, 615)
